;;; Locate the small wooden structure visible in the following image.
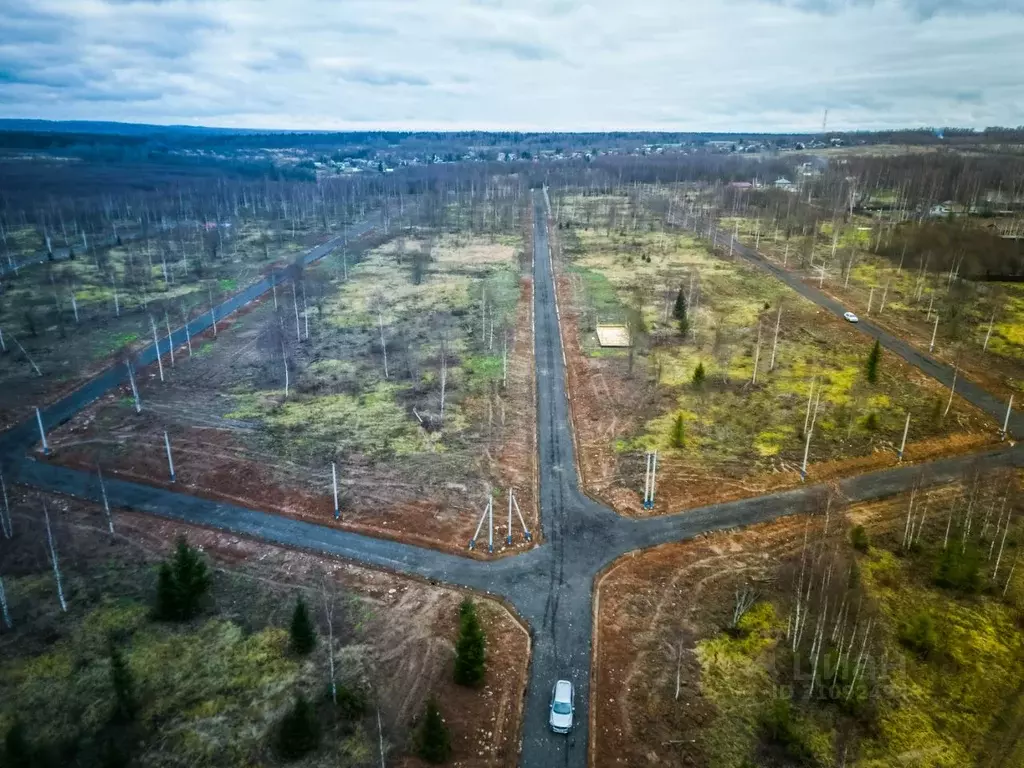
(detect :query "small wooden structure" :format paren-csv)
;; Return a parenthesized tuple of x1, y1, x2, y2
(596, 324, 631, 348)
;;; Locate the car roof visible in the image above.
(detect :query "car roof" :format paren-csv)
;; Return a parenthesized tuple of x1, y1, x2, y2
(554, 680, 572, 697)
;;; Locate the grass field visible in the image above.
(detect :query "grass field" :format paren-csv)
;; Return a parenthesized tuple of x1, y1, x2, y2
(0, 490, 528, 767)
(43, 227, 537, 555)
(0, 215, 347, 432)
(554, 193, 997, 514)
(718, 213, 1024, 397)
(594, 469, 1024, 767)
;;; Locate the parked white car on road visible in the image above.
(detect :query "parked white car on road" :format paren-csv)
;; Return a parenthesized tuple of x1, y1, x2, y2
(549, 679, 574, 733)
(843, 311, 859, 323)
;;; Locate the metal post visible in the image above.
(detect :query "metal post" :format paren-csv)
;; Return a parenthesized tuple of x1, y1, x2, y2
(1002, 395, 1014, 440)
(898, 411, 911, 461)
(487, 493, 494, 554)
(512, 492, 532, 541)
(127, 361, 141, 413)
(36, 407, 50, 455)
(651, 451, 658, 507)
(468, 500, 489, 550)
(164, 431, 176, 482)
(643, 452, 652, 508)
(507, 489, 513, 545)
(929, 314, 939, 352)
(332, 462, 340, 519)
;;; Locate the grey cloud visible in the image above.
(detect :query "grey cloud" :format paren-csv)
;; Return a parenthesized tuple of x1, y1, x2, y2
(765, 0, 1024, 17)
(1, 0, 1022, 131)
(342, 67, 430, 87)
(459, 39, 561, 61)
(249, 49, 309, 73)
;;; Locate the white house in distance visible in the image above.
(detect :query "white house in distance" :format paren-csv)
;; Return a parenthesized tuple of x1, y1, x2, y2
(774, 177, 795, 191)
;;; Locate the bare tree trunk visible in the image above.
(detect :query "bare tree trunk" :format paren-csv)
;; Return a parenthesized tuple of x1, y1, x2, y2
(320, 573, 337, 704)
(165, 313, 175, 367)
(42, 502, 67, 612)
(150, 315, 164, 382)
(98, 467, 113, 534)
(943, 365, 958, 417)
(0, 575, 10, 628)
(378, 310, 388, 379)
(439, 338, 448, 423)
(769, 305, 782, 371)
(0, 470, 11, 539)
(751, 320, 762, 385)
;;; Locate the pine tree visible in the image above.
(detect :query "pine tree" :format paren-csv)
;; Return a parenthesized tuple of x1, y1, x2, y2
(154, 562, 179, 620)
(170, 536, 210, 619)
(277, 694, 321, 760)
(289, 596, 316, 655)
(673, 288, 688, 336)
(417, 698, 451, 764)
(453, 599, 486, 687)
(4, 720, 31, 766)
(692, 362, 706, 387)
(671, 412, 685, 449)
(865, 339, 881, 384)
(154, 537, 211, 621)
(109, 641, 136, 722)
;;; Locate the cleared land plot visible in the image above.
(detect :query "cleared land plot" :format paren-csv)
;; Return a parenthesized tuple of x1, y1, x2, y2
(43, 231, 537, 556)
(0, 217, 340, 432)
(719, 213, 1024, 399)
(554, 195, 997, 515)
(594, 468, 1024, 767)
(0, 488, 528, 767)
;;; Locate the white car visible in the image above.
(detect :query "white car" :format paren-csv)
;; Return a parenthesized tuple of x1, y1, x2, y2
(843, 311, 859, 323)
(549, 679, 574, 733)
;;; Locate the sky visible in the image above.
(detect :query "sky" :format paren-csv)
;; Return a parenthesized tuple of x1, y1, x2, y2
(1, 0, 1022, 132)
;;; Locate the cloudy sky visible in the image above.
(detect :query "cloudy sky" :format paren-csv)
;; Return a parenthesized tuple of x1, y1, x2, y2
(1, 0, 1022, 132)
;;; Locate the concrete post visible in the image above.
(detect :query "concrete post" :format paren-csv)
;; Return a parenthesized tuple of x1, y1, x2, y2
(898, 412, 911, 461)
(164, 431, 176, 482)
(36, 407, 50, 455)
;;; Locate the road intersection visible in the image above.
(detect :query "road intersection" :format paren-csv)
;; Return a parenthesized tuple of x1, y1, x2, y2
(2, 190, 1022, 767)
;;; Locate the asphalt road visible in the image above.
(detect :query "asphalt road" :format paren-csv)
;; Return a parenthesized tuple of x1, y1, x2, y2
(3, 192, 1022, 767)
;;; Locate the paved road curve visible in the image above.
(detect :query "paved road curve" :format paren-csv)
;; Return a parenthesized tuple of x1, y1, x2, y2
(685, 216, 1024, 435)
(3, 192, 1022, 767)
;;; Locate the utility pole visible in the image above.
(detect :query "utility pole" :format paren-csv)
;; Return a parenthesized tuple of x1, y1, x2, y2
(164, 431, 176, 482)
(332, 462, 340, 519)
(36, 407, 50, 455)
(1002, 395, 1014, 440)
(898, 412, 911, 461)
(98, 467, 114, 534)
(43, 502, 67, 612)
